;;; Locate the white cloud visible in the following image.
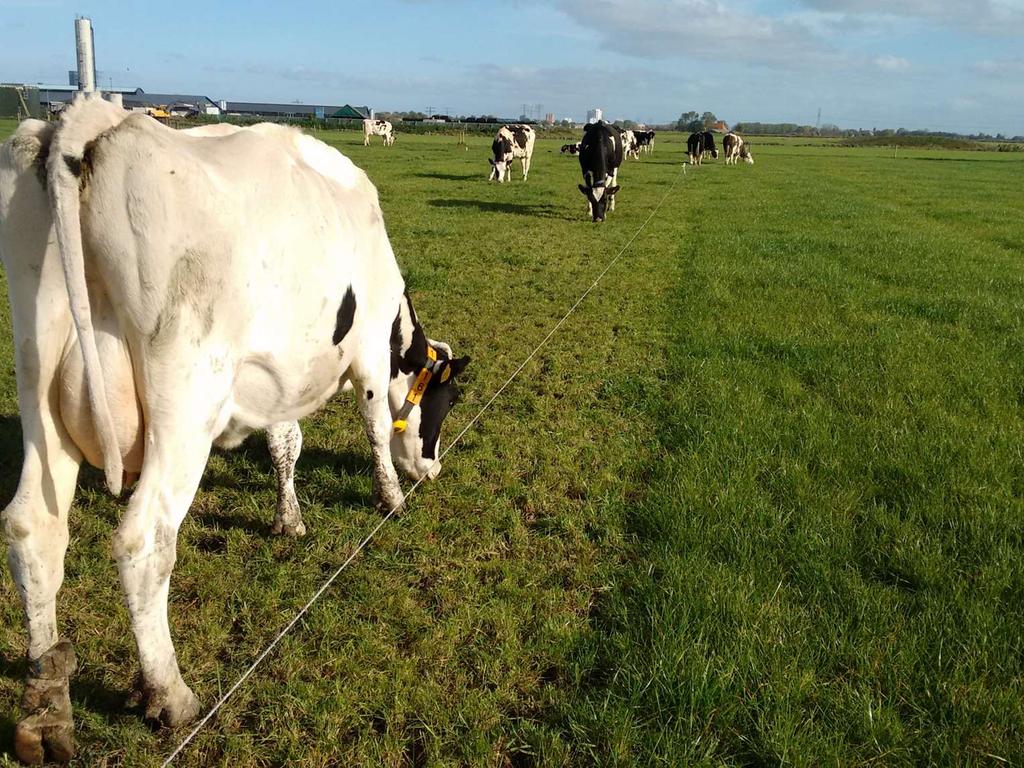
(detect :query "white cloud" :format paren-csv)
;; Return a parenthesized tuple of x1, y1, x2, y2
(795, 0, 1024, 36)
(553, 0, 838, 67)
(971, 55, 1024, 75)
(874, 55, 910, 72)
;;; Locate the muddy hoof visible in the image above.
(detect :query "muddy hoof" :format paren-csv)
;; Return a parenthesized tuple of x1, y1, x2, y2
(15, 640, 78, 764)
(131, 680, 201, 728)
(373, 489, 405, 515)
(271, 514, 306, 537)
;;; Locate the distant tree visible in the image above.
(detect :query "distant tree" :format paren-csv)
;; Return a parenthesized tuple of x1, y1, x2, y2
(614, 119, 637, 129)
(675, 110, 699, 131)
(701, 111, 717, 128)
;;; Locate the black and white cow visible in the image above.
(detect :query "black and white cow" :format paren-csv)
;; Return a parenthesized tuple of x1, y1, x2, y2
(488, 124, 535, 182)
(577, 120, 623, 222)
(560, 142, 581, 155)
(362, 118, 395, 146)
(687, 131, 718, 165)
(621, 129, 641, 160)
(634, 130, 655, 154)
(0, 97, 469, 762)
(723, 133, 754, 165)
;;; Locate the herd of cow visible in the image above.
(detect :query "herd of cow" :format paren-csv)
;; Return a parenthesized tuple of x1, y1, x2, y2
(491, 122, 754, 222)
(0, 98, 755, 763)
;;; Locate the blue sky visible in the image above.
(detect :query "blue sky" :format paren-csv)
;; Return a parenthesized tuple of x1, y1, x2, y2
(2, 0, 1022, 134)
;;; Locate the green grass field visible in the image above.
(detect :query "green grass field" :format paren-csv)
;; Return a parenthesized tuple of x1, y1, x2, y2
(0, 119, 1022, 766)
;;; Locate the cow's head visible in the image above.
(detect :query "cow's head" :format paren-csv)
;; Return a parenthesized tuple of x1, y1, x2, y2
(578, 182, 620, 222)
(389, 296, 471, 480)
(741, 146, 754, 164)
(489, 134, 513, 182)
(711, 148, 720, 159)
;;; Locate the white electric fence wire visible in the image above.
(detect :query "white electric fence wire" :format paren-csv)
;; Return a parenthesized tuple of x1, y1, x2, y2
(162, 162, 686, 766)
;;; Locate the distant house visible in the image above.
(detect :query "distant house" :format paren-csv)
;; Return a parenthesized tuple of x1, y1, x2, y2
(711, 121, 729, 133)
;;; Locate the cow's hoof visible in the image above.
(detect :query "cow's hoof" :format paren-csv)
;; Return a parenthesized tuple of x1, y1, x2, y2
(133, 680, 201, 728)
(15, 640, 78, 764)
(373, 489, 405, 515)
(14, 715, 75, 765)
(271, 516, 307, 537)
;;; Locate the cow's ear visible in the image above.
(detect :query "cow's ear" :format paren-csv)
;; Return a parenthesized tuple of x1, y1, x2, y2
(607, 185, 620, 195)
(578, 184, 590, 197)
(488, 158, 495, 165)
(448, 356, 471, 378)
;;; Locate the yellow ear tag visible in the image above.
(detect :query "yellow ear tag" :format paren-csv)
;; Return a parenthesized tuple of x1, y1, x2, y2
(440, 366, 451, 383)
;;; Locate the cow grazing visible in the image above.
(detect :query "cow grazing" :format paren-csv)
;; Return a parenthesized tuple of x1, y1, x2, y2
(687, 131, 718, 165)
(560, 142, 581, 155)
(362, 118, 395, 146)
(0, 96, 469, 763)
(577, 120, 624, 222)
(723, 132, 753, 165)
(634, 130, 656, 154)
(488, 124, 535, 182)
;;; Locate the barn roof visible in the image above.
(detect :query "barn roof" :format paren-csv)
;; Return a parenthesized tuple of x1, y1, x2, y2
(329, 104, 371, 119)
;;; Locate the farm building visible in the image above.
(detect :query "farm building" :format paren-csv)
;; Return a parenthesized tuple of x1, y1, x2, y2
(32, 86, 221, 117)
(224, 102, 369, 119)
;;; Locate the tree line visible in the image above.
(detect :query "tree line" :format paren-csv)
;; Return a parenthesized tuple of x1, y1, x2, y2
(672, 110, 1022, 142)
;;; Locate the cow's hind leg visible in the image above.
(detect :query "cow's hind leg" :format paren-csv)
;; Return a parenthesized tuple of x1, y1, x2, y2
(114, 358, 228, 728)
(4, 417, 82, 764)
(267, 421, 305, 536)
(117, 421, 211, 727)
(116, 422, 211, 727)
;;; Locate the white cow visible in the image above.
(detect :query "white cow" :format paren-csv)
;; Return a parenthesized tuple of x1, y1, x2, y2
(0, 96, 469, 763)
(362, 118, 395, 146)
(488, 124, 535, 182)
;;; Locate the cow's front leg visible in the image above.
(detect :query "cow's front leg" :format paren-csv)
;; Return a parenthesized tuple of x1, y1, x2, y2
(117, 427, 210, 728)
(521, 155, 530, 181)
(349, 362, 404, 512)
(4, 425, 81, 765)
(267, 420, 305, 536)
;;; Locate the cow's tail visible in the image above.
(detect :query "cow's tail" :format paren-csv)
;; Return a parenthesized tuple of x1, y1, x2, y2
(47, 95, 128, 495)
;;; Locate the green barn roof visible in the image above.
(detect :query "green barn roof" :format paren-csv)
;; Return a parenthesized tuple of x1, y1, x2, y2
(330, 104, 371, 119)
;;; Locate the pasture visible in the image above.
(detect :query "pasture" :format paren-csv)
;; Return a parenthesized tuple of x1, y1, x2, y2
(0, 119, 1023, 766)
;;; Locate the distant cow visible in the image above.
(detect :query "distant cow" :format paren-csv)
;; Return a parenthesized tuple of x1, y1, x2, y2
(489, 124, 535, 182)
(560, 142, 581, 155)
(723, 132, 753, 165)
(634, 130, 656, 154)
(578, 120, 623, 222)
(362, 118, 395, 146)
(687, 131, 718, 165)
(621, 129, 641, 160)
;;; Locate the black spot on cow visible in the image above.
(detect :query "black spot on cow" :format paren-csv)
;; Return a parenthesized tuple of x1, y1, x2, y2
(332, 286, 357, 345)
(63, 154, 82, 177)
(511, 126, 529, 149)
(366, 390, 374, 400)
(390, 290, 429, 378)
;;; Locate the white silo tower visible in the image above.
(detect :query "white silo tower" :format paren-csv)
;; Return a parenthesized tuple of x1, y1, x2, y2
(75, 17, 97, 93)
